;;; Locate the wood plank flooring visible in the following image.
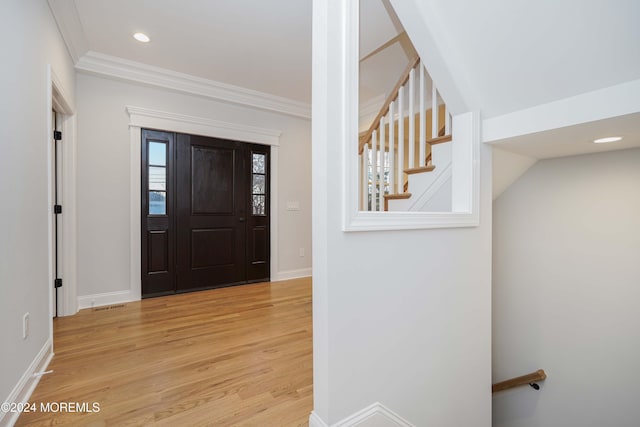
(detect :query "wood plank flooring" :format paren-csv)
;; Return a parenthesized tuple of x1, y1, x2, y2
(17, 278, 312, 427)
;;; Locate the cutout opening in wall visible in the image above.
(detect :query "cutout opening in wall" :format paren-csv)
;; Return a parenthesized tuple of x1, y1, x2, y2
(343, 0, 479, 231)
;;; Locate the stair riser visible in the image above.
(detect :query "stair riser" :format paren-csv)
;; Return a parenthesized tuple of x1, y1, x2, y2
(388, 141, 452, 211)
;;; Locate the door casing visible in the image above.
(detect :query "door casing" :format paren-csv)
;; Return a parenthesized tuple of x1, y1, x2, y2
(48, 65, 78, 319)
(126, 107, 281, 306)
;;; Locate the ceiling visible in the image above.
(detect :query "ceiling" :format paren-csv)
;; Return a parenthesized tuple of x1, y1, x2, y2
(491, 112, 640, 159)
(359, 0, 412, 102)
(426, 0, 640, 118)
(417, 0, 640, 159)
(50, 0, 640, 160)
(55, 0, 409, 106)
(70, 0, 312, 102)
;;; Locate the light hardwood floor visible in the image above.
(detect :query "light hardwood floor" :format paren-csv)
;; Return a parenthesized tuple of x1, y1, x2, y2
(17, 278, 312, 427)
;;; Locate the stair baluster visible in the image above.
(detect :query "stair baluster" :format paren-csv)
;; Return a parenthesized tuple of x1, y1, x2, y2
(419, 61, 426, 168)
(371, 129, 378, 211)
(361, 145, 368, 210)
(397, 84, 404, 194)
(408, 67, 415, 170)
(379, 115, 386, 211)
(388, 101, 395, 194)
(445, 104, 451, 135)
(358, 56, 452, 212)
(432, 84, 438, 139)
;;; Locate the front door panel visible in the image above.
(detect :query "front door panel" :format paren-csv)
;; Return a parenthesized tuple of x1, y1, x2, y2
(176, 135, 246, 291)
(141, 130, 270, 298)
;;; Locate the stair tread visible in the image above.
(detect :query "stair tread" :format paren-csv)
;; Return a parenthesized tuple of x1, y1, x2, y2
(384, 192, 412, 200)
(405, 165, 435, 175)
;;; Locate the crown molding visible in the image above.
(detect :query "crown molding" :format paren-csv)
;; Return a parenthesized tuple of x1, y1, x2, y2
(77, 51, 311, 119)
(48, 2, 310, 118)
(47, 0, 89, 63)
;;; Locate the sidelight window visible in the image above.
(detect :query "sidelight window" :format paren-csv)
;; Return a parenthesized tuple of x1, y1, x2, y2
(251, 153, 267, 215)
(148, 141, 167, 215)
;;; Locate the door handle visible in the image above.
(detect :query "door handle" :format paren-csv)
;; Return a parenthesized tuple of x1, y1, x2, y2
(239, 217, 245, 222)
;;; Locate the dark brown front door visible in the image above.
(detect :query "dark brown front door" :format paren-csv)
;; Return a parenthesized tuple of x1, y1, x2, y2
(175, 134, 246, 292)
(141, 130, 270, 298)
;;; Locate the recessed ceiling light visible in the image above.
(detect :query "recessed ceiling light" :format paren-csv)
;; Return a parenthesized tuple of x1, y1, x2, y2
(593, 136, 622, 144)
(133, 32, 150, 43)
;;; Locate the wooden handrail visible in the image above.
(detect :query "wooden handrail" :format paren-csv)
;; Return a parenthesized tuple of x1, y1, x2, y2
(492, 369, 547, 394)
(428, 134, 452, 146)
(359, 56, 420, 154)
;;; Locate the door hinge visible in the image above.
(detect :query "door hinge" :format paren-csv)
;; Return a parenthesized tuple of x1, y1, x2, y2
(54, 278, 63, 288)
(54, 131, 62, 141)
(54, 205, 62, 214)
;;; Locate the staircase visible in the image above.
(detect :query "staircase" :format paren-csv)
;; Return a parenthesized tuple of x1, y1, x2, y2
(359, 57, 453, 212)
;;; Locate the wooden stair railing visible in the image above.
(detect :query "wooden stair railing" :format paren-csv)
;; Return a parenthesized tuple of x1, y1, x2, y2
(360, 54, 453, 212)
(363, 118, 445, 147)
(428, 134, 452, 145)
(492, 369, 547, 394)
(359, 55, 420, 154)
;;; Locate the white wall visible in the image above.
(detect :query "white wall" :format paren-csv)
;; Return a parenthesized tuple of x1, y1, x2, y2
(75, 73, 311, 298)
(492, 148, 537, 200)
(493, 148, 640, 427)
(312, 1, 492, 424)
(420, 177, 451, 212)
(0, 0, 75, 413)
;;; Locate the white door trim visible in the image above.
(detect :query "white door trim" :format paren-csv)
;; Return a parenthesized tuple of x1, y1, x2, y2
(48, 65, 78, 319)
(126, 106, 282, 302)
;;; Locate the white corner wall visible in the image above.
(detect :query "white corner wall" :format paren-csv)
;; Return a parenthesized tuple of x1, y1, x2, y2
(312, 0, 492, 424)
(0, 0, 76, 419)
(493, 148, 640, 427)
(492, 148, 537, 200)
(75, 73, 311, 300)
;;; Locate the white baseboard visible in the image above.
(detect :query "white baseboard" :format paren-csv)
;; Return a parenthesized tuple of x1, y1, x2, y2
(310, 411, 329, 427)
(0, 339, 54, 426)
(272, 268, 312, 282)
(77, 290, 139, 310)
(77, 271, 311, 310)
(309, 403, 414, 427)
